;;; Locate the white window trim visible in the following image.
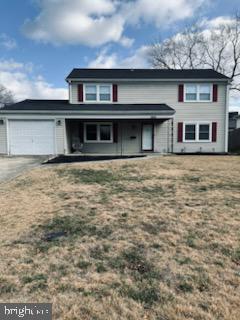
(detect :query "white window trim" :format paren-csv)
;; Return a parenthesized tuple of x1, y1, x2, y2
(84, 122, 113, 143)
(184, 84, 213, 102)
(183, 121, 212, 143)
(84, 84, 112, 103)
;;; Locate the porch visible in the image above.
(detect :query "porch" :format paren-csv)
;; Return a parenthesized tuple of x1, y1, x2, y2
(65, 119, 173, 155)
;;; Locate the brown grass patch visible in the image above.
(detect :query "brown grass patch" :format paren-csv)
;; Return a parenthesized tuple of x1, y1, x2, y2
(0, 156, 240, 319)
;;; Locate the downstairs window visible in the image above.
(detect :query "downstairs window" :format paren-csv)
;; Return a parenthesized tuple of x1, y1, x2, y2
(84, 123, 113, 143)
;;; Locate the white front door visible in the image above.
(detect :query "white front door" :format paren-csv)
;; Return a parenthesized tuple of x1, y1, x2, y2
(9, 120, 55, 155)
(142, 124, 153, 151)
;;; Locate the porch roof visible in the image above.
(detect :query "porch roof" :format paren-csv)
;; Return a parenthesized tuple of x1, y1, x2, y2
(0, 100, 175, 119)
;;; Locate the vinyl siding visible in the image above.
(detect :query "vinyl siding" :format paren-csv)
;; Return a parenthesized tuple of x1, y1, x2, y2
(68, 81, 227, 153)
(55, 119, 65, 154)
(0, 118, 7, 154)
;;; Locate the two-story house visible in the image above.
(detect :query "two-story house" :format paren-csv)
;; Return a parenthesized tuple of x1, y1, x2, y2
(0, 68, 230, 155)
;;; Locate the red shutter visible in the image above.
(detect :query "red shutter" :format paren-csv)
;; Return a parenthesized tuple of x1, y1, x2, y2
(113, 84, 118, 102)
(213, 84, 218, 102)
(178, 84, 184, 102)
(212, 122, 217, 142)
(78, 84, 83, 102)
(178, 122, 183, 142)
(113, 122, 118, 143)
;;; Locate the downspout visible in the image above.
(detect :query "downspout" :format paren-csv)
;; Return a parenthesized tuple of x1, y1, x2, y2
(171, 118, 174, 153)
(120, 121, 123, 156)
(225, 84, 230, 153)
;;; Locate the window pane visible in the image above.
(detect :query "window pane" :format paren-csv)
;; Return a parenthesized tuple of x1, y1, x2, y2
(186, 93, 197, 101)
(100, 85, 111, 101)
(199, 124, 210, 140)
(86, 124, 97, 141)
(85, 85, 97, 101)
(185, 85, 197, 101)
(199, 93, 211, 100)
(185, 124, 196, 140)
(100, 125, 111, 141)
(199, 85, 211, 101)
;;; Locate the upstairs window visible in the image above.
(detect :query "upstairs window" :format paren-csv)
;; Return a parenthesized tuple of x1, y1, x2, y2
(84, 84, 112, 102)
(99, 85, 111, 101)
(85, 85, 97, 101)
(185, 85, 197, 101)
(184, 84, 212, 102)
(199, 85, 211, 101)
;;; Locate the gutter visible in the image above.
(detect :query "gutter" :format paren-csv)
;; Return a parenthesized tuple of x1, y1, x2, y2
(66, 78, 230, 83)
(0, 110, 175, 116)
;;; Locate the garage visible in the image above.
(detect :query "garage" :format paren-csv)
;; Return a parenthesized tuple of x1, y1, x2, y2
(8, 120, 55, 155)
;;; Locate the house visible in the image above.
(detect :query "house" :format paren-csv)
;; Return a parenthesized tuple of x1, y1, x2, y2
(229, 112, 239, 131)
(0, 68, 230, 156)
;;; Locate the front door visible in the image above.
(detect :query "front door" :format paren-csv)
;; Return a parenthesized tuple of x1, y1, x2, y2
(142, 124, 153, 151)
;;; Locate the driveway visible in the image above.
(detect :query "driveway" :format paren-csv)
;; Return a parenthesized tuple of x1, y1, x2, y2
(0, 156, 47, 183)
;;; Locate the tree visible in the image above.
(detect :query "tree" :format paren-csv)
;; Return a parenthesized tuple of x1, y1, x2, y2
(148, 14, 240, 92)
(0, 84, 14, 108)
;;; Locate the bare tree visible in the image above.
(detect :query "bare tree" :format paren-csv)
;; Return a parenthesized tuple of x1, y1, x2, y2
(149, 14, 240, 91)
(0, 84, 14, 108)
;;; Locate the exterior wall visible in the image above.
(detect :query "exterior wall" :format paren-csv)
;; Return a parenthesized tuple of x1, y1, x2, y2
(69, 81, 227, 153)
(66, 120, 143, 155)
(0, 118, 7, 154)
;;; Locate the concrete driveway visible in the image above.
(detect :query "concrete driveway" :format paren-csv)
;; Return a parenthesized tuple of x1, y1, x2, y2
(0, 156, 47, 183)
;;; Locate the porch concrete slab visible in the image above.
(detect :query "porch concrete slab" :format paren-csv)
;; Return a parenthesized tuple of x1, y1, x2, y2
(0, 156, 47, 183)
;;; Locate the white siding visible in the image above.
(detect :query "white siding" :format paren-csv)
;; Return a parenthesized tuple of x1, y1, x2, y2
(55, 119, 65, 154)
(0, 118, 7, 154)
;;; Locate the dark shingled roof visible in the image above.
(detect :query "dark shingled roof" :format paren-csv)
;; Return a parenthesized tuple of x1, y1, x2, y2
(0, 100, 175, 114)
(66, 68, 229, 80)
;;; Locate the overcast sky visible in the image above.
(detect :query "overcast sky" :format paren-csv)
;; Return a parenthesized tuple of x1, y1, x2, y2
(0, 0, 239, 110)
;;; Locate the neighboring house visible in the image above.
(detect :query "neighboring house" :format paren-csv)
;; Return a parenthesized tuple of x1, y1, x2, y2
(229, 112, 239, 131)
(0, 68, 230, 155)
(237, 115, 240, 129)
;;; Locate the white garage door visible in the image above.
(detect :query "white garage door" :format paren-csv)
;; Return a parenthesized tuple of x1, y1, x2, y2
(9, 120, 55, 155)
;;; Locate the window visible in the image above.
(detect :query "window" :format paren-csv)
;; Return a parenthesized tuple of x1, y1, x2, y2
(199, 124, 210, 140)
(184, 122, 211, 142)
(86, 124, 97, 141)
(185, 85, 197, 101)
(185, 124, 196, 141)
(85, 85, 97, 101)
(84, 84, 112, 102)
(184, 84, 212, 102)
(199, 85, 211, 101)
(100, 124, 111, 140)
(100, 85, 111, 101)
(84, 123, 113, 142)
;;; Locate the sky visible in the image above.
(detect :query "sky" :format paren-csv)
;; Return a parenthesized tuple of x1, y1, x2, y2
(0, 0, 239, 111)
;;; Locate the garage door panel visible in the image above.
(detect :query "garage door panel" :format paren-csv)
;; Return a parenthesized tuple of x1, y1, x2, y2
(9, 120, 55, 155)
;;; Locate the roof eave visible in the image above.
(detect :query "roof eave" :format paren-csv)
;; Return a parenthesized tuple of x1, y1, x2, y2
(66, 78, 230, 83)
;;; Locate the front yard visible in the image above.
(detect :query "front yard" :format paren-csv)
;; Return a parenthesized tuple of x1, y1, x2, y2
(0, 156, 240, 320)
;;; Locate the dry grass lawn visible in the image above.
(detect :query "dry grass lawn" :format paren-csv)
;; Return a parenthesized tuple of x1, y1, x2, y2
(0, 155, 240, 320)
